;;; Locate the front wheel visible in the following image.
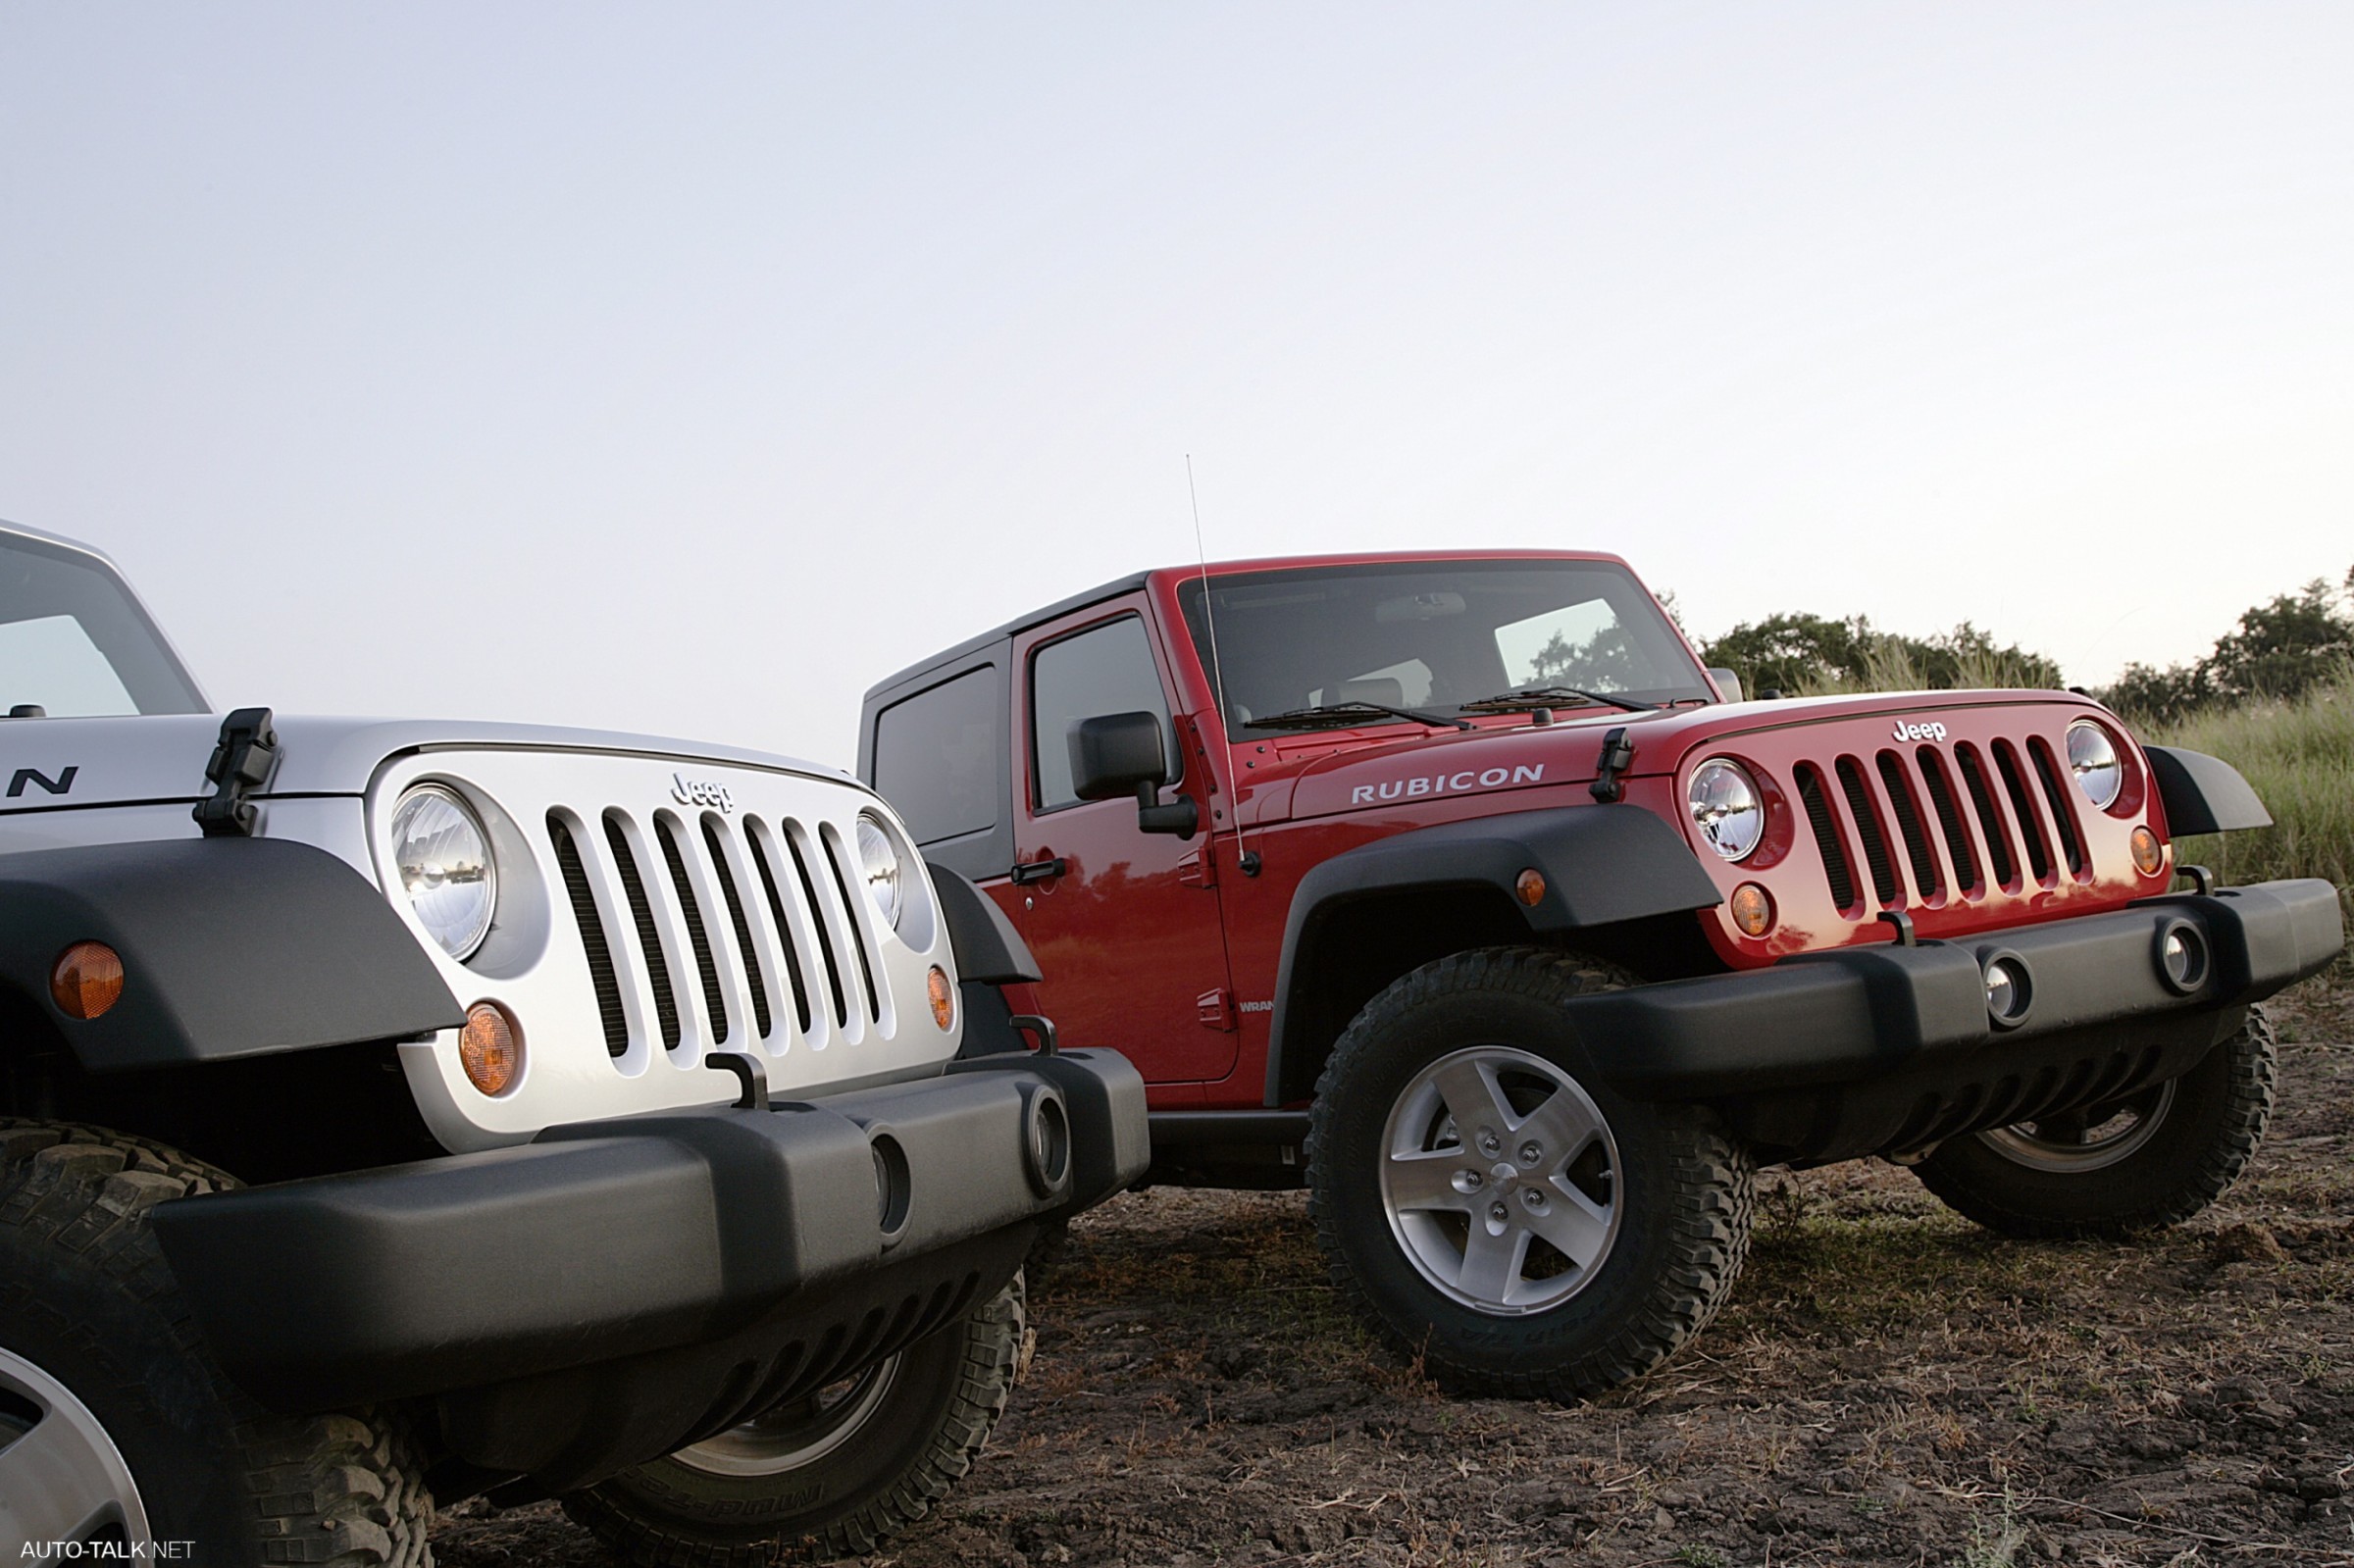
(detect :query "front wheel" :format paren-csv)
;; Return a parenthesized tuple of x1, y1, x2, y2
(563, 1274, 1025, 1565)
(1913, 1008, 2277, 1239)
(0, 1121, 432, 1566)
(1306, 948, 1754, 1402)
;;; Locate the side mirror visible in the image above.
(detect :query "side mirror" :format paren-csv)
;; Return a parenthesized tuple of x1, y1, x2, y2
(1068, 712, 1198, 839)
(1706, 667, 1745, 704)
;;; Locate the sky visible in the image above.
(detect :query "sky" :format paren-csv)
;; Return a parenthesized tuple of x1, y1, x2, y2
(4, 6, 2349, 769)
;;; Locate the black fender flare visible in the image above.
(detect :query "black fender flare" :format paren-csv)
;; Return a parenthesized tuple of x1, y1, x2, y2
(925, 859, 1041, 986)
(2143, 745, 2273, 835)
(1262, 805, 1723, 1104)
(0, 837, 463, 1071)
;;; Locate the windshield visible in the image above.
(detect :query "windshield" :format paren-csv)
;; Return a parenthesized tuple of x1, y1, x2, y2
(1177, 560, 1711, 733)
(0, 531, 207, 717)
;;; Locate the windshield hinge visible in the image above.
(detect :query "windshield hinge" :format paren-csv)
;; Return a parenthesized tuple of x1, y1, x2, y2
(1590, 727, 1635, 803)
(192, 707, 280, 837)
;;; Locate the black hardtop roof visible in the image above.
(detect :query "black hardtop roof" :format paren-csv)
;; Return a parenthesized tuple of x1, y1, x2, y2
(863, 569, 1151, 703)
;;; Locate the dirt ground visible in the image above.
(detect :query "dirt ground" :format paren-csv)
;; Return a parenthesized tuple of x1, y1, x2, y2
(436, 973, 2354, 1568)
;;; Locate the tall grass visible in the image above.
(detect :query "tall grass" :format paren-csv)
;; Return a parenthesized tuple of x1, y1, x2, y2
(2147, 673, 2354, 913)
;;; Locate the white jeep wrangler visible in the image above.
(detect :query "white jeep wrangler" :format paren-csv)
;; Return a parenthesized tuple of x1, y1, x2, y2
(0, 521, 1148, 1564)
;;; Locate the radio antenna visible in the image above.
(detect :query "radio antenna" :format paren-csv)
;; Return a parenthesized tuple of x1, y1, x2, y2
(1188, 455, 1257, 876)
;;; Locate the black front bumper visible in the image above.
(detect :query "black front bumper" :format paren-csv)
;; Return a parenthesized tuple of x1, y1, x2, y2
(150, 1047, 1147, 1488)
(1567, 879, 2343, 1163)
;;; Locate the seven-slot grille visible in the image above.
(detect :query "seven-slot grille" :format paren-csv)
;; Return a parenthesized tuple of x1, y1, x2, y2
(548, 805, 888, 1062)
(1793, 732, 2091, 920)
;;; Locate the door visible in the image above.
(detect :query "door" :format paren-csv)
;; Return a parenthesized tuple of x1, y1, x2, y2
(1008, 601, 1237, 1086)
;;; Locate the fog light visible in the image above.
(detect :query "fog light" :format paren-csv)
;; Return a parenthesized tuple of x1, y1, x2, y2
(1514, 868, 1547, 907)
(1023, 1087, 1072, 1197)
(1730, 883, 1775, 936)
(2130, 827, 2164, 877)
(2157, 922, 2209, 993)
(50, 942, 125, 1020)
(927, 965, 955, 1032)
(459, 1002, 520, 1095)
(1983, 957, 2031, 1028)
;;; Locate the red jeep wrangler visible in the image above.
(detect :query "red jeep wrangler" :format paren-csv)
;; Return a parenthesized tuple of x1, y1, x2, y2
(860, 551, 2343, 1398)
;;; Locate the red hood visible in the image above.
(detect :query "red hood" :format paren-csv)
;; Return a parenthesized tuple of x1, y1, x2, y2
(1255, 688, 2112, 827)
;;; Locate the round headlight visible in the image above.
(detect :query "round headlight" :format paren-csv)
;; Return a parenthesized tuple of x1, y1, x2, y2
(856, 814, 903, 929)
(2067, 721, 2122, 810)
(1687, 758, 1765, 862)
(388, 784, 497, 960)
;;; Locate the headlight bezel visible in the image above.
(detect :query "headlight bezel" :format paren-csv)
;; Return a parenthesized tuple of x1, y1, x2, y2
(2065, 720, 2124, 812)
(387, 782, 500, 962)
(1687, 757, 1766, 863)
(855, 811, 904, 930)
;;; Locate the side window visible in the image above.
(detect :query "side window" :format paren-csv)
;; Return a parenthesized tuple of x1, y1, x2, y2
(1030, 616, 1174, 812)
(872, 666, 1001, 845)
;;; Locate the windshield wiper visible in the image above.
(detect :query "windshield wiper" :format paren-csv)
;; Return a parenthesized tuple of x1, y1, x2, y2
(1458, 685, 1658, 716)
(1247, 701, 1476, 733)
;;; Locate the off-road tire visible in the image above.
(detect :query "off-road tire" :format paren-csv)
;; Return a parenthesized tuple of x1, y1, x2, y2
(1914, 1007, 2277, 1239)
(563, 1274, 1025, 1566)
(1306, 947, 1753, 1401)
(0, 1119, 433, 1565)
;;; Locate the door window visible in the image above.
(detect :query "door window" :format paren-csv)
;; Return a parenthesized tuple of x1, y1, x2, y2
(1030, 616, 1174, 812)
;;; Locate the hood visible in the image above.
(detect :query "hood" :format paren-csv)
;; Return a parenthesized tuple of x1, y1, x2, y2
(1273, 688, 2103, 824)
(0, 713, 852, 817)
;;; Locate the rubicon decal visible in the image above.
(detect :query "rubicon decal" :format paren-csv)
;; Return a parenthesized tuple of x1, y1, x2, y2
(1351, 763, 1544, 805)
(1891, 720, 1949, 743)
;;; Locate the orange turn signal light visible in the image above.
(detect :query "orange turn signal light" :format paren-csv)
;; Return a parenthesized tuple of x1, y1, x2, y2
(1514, 869, 1547, 908)
(51, 942, 125, 1020)
(927, 966, 955, 1032)
(460, 1002, 520, 1096)
(2130, 827, 2164, 877)
(1730, 883, 1775, 937)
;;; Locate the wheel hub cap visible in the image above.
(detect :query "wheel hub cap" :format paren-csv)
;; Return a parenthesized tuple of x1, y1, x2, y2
(1379, 1044, 1622, 1317)
(0, 1346, 150, 1548)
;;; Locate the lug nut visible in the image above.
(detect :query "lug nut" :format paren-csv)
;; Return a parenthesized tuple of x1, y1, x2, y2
(1521, 1188, 1546, 1211)
(1518, 1140, 1542, 1166)
(1488, 1202, 1509, 1225)
(1477, 1129, 1502, 1156)
(1454, 1169, 1484, 1193)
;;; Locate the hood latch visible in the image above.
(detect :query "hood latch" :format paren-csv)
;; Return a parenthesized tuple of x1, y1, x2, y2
(193, 707, 280, 837)
(1589, 727, 1635, 803)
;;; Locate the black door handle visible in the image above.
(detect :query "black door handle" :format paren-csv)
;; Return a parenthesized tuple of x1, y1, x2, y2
(1008, 856, 1066, 885)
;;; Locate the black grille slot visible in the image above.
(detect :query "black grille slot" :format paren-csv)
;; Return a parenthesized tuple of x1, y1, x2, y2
(1993, 742, 2054, 883)
(551, 815, 629, 1058)
(746, 826, 813, 1034)
(1795, 763, 1857, 912)
(703, 819, 773, 1040)
(1876, 751, 1941, 898)
(823, 829, 885, 1023)
(786, 830, 851, 1030)
(657, 818, 731, 1045)
(1916, 746, 1978, 894)
(1956, 744, 2018, 888)
(605, 813, 682, 1050)
(2029, 738, 2088, 875)
(1836, 757, 1900, 906)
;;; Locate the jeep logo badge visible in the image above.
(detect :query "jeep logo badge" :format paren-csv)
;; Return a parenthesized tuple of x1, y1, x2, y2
(672, 774, 735, 812)
(1892, 720, 1949, 743)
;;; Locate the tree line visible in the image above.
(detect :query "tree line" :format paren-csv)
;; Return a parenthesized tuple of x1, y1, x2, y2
(1691, 566, 2353, 721)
